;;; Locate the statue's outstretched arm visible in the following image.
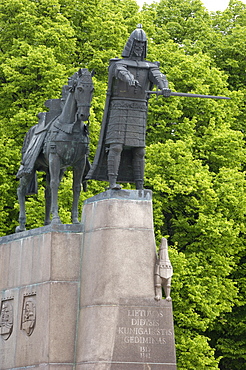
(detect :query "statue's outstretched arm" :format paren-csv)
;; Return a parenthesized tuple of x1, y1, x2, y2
(149, 67, 170, 96)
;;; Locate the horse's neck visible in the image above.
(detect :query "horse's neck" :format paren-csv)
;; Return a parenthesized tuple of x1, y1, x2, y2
(58, 93, 77, 125)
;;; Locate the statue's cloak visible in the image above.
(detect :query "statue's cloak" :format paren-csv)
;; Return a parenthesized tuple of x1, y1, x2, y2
(16, 99, 62, 194)
(16, 113, 47, 179)
(16, 99, 61, 181)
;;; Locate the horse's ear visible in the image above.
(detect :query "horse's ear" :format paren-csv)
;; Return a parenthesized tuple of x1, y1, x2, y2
(90, 69, 96, 77)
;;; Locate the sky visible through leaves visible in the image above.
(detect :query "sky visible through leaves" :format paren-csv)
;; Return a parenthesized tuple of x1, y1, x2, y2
(137, 0, 246, 11)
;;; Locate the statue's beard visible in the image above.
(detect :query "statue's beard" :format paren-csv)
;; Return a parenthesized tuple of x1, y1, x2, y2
(132, 50, 143, 58)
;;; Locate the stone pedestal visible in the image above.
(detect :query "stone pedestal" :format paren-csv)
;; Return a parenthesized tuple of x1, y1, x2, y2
(0, 190, 176, 370)
(76, 189, 176, 369)
(0, 224, 83, 370)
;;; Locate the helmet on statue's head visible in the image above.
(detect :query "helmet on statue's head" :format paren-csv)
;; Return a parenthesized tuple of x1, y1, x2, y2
(122, 24, 147, 60)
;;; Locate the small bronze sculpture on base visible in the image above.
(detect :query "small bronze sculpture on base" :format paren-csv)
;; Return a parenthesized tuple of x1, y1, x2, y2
(154, 238, 173, 301)
(16, 69, 94, 232)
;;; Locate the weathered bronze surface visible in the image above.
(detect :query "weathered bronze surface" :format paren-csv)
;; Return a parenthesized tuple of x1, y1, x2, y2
(86, 25, 170, 190)
(16, 68, 94, 232)
(87, 25, 229, 190)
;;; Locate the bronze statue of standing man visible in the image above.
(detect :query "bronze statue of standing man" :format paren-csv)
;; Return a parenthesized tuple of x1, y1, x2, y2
(87, 25, 171, 189)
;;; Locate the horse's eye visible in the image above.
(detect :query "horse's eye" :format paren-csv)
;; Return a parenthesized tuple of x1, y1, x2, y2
(77, 87, 83, 92)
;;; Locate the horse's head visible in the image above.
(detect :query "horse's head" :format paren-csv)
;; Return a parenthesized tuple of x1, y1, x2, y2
(74, 68, 94, 122)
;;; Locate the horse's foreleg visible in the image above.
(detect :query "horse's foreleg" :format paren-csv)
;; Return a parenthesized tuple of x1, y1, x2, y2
(49, 153, 62, 224)
(15, 175, 31, 232)
(44, 172, 51, 225)
(72, 157, 86, 224)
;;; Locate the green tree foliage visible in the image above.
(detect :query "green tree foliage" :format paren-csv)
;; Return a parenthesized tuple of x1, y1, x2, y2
(0, 0, 246, 368)
(142, 0, 246, 368)
(209, 0, 246, 89)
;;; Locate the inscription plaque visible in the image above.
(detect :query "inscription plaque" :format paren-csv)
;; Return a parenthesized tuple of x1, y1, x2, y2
(21, 293, 36, 336)
(112, 298, 176, 369)
(0, 298, 14, 340)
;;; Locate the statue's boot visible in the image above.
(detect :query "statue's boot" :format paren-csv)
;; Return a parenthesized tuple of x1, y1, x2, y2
(108, 175, 122, 190)
(107, 144, 123, 190)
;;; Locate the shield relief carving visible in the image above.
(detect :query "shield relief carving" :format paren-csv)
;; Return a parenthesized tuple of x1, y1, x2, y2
(0, 298, 14, 340)
(20, 293, 36, 336)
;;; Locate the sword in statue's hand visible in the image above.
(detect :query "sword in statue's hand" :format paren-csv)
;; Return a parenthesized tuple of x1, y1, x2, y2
(146, 88, 230, 100)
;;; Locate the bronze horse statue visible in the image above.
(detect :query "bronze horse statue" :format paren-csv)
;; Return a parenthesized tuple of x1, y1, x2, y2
(16, 68, 94, 232)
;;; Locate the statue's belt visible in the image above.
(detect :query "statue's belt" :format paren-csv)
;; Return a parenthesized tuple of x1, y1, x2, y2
(110, 99, 147, 110)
